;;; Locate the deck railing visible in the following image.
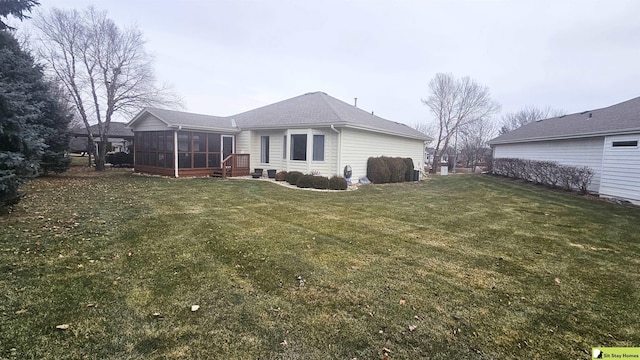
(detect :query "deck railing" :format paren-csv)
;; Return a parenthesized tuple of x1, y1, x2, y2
(221, 154, 250, 178)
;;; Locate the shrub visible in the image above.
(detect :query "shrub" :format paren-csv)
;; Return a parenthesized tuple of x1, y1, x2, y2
(312, 175, 329, 189)
(492, 158, 594, 193)
(275, 171, 287, 181)
(367, 157, 390, 184)
(105, 152, 133, 167)
(387, 157, 406, 183)
(286, 171, 304, 185)
(404, 158, 415, 181)
(329, 176, 348, 190)
(367, 156, 415, 184)
(295, 174, 329, 189)
(296, 174, 313, 188)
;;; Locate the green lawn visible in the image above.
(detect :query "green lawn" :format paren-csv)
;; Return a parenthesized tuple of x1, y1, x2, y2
(1, 171, 639, 359)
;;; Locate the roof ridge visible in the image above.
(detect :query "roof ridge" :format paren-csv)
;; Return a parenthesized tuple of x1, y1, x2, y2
(316, 92, 347, 124)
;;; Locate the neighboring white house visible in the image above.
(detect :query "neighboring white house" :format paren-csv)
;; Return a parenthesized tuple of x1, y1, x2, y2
(127, 91, 430, 180)
(489, 96, 640, 204)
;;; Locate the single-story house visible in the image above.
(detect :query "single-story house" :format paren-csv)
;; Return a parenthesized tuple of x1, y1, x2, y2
(489, 96, 640, 204)
(70, 122, 134, 154)
(127, 91, 431, 179)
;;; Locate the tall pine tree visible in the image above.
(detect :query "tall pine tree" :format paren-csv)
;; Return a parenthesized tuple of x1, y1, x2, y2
(0, 28, 71, 210)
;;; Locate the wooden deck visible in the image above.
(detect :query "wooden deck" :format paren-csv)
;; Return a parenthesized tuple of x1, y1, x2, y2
(135, 154, 250, 178)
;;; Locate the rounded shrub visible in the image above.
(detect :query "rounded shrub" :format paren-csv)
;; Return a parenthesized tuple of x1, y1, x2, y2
(296, 174, 313, 188)
(275, 171, 287, 181)
(286, 171, 304, 185)
(404, 158, 415, 181)
(312, 175, 329, 189)
(329, 176, 348, 190)
(387, 157, 406, 183)
(367, 157, 390, 184)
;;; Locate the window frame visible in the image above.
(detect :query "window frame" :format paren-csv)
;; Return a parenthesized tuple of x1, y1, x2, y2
(312, 134, 325, 162)
(290, 134, 307, 161)
(260, 135, 270, 164)
(612, 140, 638, 148)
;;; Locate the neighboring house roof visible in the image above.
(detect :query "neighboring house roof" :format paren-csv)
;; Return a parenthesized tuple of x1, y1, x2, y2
(70, 122, 134, 138)
(489, 96, 640, 144)
(129, 92, 431, 141)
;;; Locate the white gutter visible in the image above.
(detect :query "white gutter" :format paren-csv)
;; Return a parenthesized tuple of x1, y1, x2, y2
(331, 125, 341, 176)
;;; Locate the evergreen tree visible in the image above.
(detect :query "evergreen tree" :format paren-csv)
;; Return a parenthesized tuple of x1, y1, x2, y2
(0, 0, 39, 30)
(0, 30, 71, 210)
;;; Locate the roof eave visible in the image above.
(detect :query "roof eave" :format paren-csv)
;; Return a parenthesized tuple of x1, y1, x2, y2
(489, 128, 640, 145)
(167, 124, 241, 133)
(242, 123, 430, 140)
(343, 124, 432, 141)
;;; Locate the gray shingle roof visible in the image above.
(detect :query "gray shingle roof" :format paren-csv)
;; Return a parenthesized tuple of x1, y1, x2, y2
(144, 108, 236, 131)
(132, 92, 430, 140)
(71, 122, 134, 138)
(490, 96, 640, 144)
(232, 92, 428, 139)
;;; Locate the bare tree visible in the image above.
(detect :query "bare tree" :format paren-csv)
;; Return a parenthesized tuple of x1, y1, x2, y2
(459, 117, 497, 173)
(34, 7, 180, 170)
(499, 106, 565, 135)
(421, 73, 501, 173)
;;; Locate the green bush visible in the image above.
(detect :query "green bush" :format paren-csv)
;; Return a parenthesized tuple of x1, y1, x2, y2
(295, 174, 329, 189)
(367, 157, 390, 184)
(296, 174, 313, 188)
(329, 176, 348, 190)
(312, 175, 329, 189)
(275, 171, 287, 181)
(286, 171, 304, 185)
(387, 157, 406, 183)
(404, 158, 415, 181)
(105, 152, 133, 168)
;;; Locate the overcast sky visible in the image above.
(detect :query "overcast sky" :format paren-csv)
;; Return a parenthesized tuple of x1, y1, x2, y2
(28, 0, 640, 126)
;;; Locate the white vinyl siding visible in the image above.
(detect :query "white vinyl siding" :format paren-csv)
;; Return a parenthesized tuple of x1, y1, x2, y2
(132, 114, 169, 131)
(599, 134, 640, 204)
(492, 137, 604, 192)
(249, 131, 283, 170)
(340, 128, 425, 180)
(235, 130, 250, 154)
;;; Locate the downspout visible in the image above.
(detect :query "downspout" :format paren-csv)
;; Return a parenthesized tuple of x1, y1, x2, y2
(331, 125, 341, 176)
(174, 128, 179, 178)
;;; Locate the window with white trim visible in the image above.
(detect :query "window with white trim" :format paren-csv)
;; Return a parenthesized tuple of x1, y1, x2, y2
(312, 135, 325, 161)
(260, 136, 270, 163)
(290, 134, 307, 161)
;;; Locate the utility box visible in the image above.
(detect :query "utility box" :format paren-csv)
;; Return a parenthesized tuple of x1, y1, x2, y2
(413, 170, 420, 181)
(440, 162, 448, 176)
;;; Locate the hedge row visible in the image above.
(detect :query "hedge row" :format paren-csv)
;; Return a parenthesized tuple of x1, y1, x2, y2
(278, 170, 347, 190)
(492, 158, 594, 193)
(366, 156, 415, 184)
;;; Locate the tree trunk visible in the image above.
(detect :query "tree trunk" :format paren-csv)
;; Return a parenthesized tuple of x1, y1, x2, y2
(95, 136, 107, 171)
